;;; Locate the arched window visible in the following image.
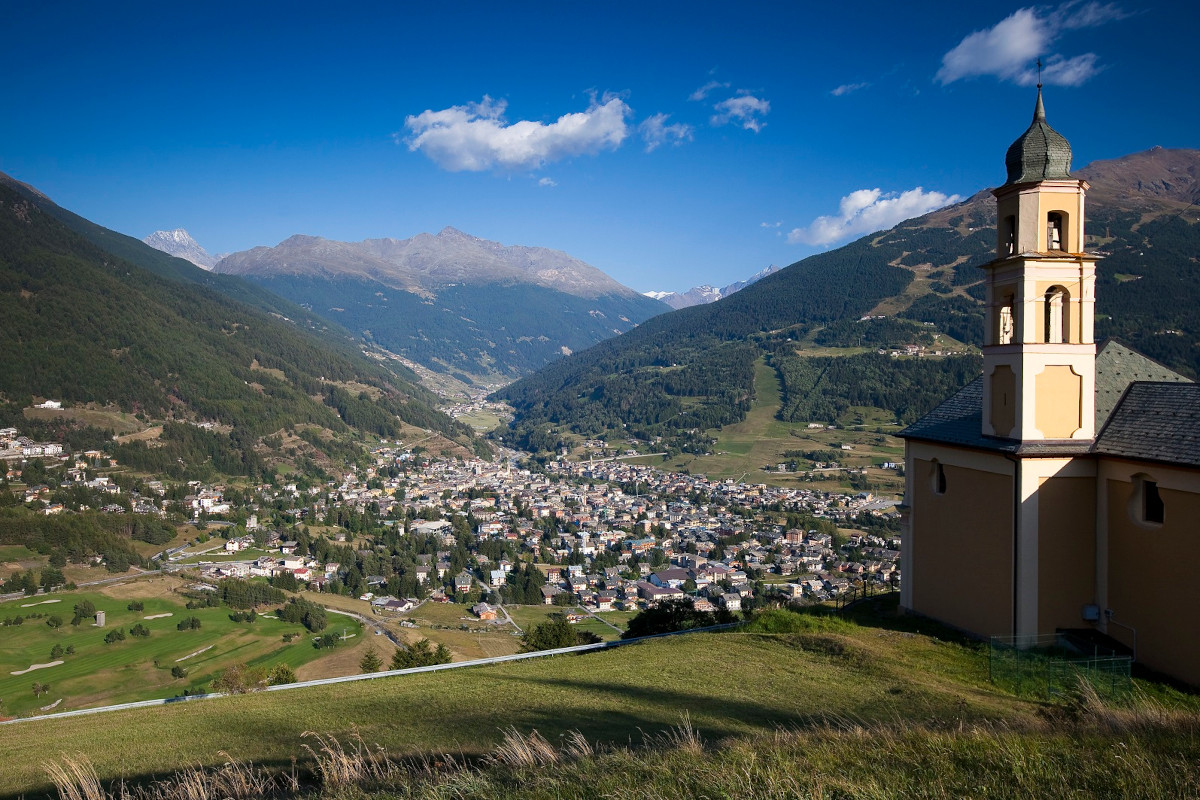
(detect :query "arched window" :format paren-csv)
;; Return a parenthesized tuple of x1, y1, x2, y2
(1043, 286, 1069, 343)
(1130, 474, 1164, 526)
(998, 294, 1016, 345)
(1003, 215, 1017, 256)
(931, 460, 947, 495)
(1047, 212, 1065, 251)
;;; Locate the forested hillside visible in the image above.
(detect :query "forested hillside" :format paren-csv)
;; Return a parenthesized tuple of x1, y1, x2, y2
(249, 274, 665, 380)
(0, 179, 481, 475)
(496, 148, 1200, 453)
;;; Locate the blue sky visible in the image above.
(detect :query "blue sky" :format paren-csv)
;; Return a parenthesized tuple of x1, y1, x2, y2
(3, 1, 1196, 293)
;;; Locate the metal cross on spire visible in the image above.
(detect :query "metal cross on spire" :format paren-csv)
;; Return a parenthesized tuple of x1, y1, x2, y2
(1037, 58, 1043, 88)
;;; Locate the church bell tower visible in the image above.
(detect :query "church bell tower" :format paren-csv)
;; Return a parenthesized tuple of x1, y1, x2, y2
(980, 86, 1099, 441)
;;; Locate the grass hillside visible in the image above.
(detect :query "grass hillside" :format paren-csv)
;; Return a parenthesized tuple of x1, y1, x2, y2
(3, 601, 1198, 798)
(495, 148, 1200, 456)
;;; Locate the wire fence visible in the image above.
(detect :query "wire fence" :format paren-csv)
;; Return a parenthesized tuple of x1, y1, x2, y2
(988, 633, 1132, 699)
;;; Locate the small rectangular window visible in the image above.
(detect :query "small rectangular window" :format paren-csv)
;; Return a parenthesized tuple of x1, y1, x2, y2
(1144, 480, 1164, 524)
(934, 463, 947, 495)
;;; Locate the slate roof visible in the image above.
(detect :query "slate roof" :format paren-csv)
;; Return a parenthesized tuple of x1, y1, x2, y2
(1095, 382, 1200, 467)
(901, 341, 1196, 465)
(1094, 340, 1189, 426)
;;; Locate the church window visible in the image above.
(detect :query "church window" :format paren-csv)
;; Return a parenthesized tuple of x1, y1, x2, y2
(932, 461, 947, 495)
(1047, 212, 1065, 251)
(1143, 480, 1164, 525)
(1131, 475, 1165, 526)
(998, 293, 1016, 345)
(1043, 287, 1068, 344)
(1003, 215, 1016, 256)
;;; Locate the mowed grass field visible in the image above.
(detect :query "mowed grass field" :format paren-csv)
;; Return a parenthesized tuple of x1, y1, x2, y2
(0, 602, 1061, 798)
(0, 578, 361, 718)
(637, 359, 905, 494)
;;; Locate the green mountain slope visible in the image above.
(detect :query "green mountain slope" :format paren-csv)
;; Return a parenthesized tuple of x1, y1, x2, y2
(0, 179, 479, 473)
(495, 148, 1200, 452)
(250, 273, 667, 380)
(0, 172, 369, 350)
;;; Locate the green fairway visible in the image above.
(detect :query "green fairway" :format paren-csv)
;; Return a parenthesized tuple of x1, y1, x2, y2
(0, 584, 360, 717)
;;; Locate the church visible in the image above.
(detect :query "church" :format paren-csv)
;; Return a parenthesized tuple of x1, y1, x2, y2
(898, 87, 1200, 687)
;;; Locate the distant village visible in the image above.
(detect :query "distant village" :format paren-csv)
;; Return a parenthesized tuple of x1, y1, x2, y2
(2, 425, 902, 615)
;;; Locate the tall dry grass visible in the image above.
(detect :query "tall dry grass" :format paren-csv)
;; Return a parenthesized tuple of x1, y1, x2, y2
(43, 688, 1200, 800)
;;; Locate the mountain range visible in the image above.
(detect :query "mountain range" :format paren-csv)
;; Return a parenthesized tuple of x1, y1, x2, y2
(208, 228, 668, 382)
(494, 147, 1200, 453)
(644, 265, 781, 310)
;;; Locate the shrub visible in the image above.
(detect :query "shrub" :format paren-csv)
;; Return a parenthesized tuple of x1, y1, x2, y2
(70, 601, 97, 626)
(268, 663, 297, 685)
(104, 629, 126, 644)
(177, 616, 202, 631)
(129, 623, 151, 637)
(391, 638, 452, 669)
(621, 599, 736, 640)
(212, 663, 267, 694)
(170, 665, 188, 679)
(127, 601, 144, 612)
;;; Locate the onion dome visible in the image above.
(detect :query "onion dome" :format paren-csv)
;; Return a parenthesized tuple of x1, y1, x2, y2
(1004, 86, 1073, 184)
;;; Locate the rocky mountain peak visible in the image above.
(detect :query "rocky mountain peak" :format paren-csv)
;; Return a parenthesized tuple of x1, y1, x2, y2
(142, 228, 219, 270)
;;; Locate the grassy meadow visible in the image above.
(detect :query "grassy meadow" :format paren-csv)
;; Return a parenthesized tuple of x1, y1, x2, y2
(634, 359, 906, 495)
(6, 600, 1200, 798)
(0, 578, 361, 718)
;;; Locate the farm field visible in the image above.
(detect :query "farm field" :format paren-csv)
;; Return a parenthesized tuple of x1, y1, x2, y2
(0, 576, 362, 717)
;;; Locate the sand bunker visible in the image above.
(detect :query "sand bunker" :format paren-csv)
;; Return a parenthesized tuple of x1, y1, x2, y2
(11, 660, 63, 676)
(143, 612, 174, 620)
(175, 645, 214, 663)
(20, 599, 61, 608)
(40, 699, 62, 711)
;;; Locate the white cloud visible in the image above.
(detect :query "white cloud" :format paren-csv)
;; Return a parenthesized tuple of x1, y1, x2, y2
(690, 79, 730, 101)
(936, 2, 1126, 86)
(639, 113, 694, 152)
(711, 93, 770, 132)
(788, 187, 963, 247)
(401, 94, 631, 172)
(760, 221, 782, 228)
(831, 82, 870, 97)
(538, 177, 557, 187)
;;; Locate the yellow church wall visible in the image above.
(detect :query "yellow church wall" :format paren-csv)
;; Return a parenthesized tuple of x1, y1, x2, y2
(1036, 475, 1095, 633)
(909, 449, 1014, 638)
(1104, 462, 1200, 687)
(1034, 365, 1082, 438)
(989, 365, 1016, 437)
